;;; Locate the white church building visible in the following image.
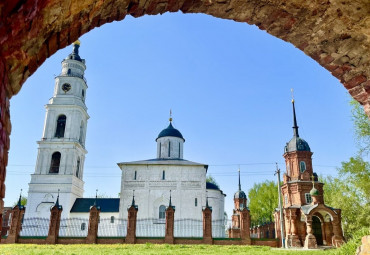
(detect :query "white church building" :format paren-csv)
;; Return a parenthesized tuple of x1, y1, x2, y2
(23, 42, 226, 238)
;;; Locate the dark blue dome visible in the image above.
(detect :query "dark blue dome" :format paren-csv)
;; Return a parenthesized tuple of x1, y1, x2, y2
(206, 182, 220, 190)
(234, 190, 247, 199)
(285, 136, 311, 153)
(156, 123, 184, 141)
(65, 43, 83, 62)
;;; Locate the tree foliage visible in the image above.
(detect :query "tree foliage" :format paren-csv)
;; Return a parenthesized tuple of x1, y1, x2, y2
(206, 175, 219, 188)
(322, 100, 370, 240)
(12, 197, 27, 207)
(350, 100, 370, 155)
(248, 180, 278, 225)
(321, 171, 369, 239)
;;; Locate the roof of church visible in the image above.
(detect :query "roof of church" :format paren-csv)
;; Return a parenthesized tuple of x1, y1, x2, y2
(70, 198, 120, 213)
(118, 158, 208, 170)
(156, 122, 184, 141)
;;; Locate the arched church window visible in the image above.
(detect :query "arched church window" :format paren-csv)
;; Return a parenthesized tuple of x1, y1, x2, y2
(81, 223, 86, 231)
(134, 171, 137, 180)
(300, 161, 306, 172)
(111, 216, 115, 223)
(195, 198, 198, 207)
(287, 163, 291, 176)
(49, 152, 61, 173)
(76, 158, 80, 177)
(159, 142, 161, 156)
(168, 141, 171, 157)
(305, 193, 312, 204)
(79, 122, 84, 145)
(55, 115, 66, 138)
(159, 205, 166, 219)
(82, 89, 85, 98)
(178, 142, 180, 157)
(162, 171, 165, 180)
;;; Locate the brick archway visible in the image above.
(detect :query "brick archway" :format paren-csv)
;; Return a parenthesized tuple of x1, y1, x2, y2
(0, 0, 369, 221)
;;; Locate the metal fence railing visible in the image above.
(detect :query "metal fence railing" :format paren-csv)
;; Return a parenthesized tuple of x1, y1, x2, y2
(212, 219, 226, 238)
(136, 218, 165, 237)
(174, 219, 203, 238)
(20, 217, 50, 236)
(98, 218, 127, 237)
(59, 218, 89, 237)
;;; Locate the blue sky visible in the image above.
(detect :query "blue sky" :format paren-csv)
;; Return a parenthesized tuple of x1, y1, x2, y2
(5, 13, 358, 215)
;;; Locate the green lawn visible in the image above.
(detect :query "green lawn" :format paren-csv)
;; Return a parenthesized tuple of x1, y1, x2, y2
(0, 244, 341, 255)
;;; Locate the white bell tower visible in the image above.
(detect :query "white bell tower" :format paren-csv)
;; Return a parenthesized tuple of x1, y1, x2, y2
(25, 41, 89, 219)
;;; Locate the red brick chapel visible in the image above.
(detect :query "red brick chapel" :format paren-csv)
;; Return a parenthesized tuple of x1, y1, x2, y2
(274, 98, 345, 248)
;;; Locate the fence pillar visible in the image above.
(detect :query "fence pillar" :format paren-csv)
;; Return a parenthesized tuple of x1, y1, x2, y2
(126, 198, 138, 244)
(240, 208, 251, 244)
(202, 204, 213, 244)
(5, 198, 25, 243)
(86, 205, 100, 244)
(165, 204, 175, 244)
(45, 201, 62, 244)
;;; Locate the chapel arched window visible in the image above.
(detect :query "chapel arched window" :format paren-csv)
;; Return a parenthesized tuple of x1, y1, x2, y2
(81, 223, 86, 231)
(111, 216, 115, 223)
(159, 205, 166, 219)
(49, 152, 61, 174)
(55, 115, 66, 138)
(300, 161, 306, 172)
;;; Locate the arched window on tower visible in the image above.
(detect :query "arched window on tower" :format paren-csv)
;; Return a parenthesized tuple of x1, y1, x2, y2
(287, 163, 291, 176)
(79, 122, 84, 145)
(300, 161, 306, 172)
(110, 216, 115, 223)
(49, 152, 61, 173)
(82, 89, 85, 101)
(162, 171, 165, 180)
(55, 115, 67, 138)
(159, 205, 166, 219)
(168, 141, 171, 157)
(76, 158, 80, 178)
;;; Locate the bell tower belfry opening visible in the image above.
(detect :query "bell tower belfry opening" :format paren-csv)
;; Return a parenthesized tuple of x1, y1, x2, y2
(25, 41, 89, 219)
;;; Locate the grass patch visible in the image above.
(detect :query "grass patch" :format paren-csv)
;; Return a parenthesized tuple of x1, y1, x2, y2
(0, 244, 339, 255)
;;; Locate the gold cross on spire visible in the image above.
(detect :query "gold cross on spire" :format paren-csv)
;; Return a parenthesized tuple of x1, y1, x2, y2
(169, 109, 172, 122)
(291, 88, 295, 103)
(311, 175, 315, 188)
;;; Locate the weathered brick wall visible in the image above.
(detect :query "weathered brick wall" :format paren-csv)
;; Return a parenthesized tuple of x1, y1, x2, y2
(251, 239, 279, 247)
(0, 0, 369, 225)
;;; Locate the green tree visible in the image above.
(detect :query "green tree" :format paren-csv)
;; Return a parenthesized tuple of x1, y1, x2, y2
(206, 175, 219, 188)
(248, 180, 278, 225)
(321, 173, 369, 239)
(12, 196, 27, 207)
(350, 100, 370, 155)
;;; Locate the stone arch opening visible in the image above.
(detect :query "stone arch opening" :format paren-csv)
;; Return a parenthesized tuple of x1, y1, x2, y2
(312, 215, 323, 245)
(0, 0, 369, 221)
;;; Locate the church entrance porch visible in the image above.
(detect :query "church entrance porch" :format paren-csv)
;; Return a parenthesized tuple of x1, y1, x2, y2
(312, 216, 323, 246)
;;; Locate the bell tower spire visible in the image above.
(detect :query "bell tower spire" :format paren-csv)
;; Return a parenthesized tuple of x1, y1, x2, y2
(291, 89, 299, 138)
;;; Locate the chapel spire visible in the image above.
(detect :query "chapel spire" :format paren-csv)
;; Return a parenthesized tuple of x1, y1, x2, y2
(238, 167, 241, 191)
(291, 89, 299, 138)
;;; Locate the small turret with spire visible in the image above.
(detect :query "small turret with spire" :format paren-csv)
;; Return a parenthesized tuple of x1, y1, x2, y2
(234, 167, 247, 210)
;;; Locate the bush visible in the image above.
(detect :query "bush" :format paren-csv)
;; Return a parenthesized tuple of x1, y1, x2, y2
(335, 227, 370, 255)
